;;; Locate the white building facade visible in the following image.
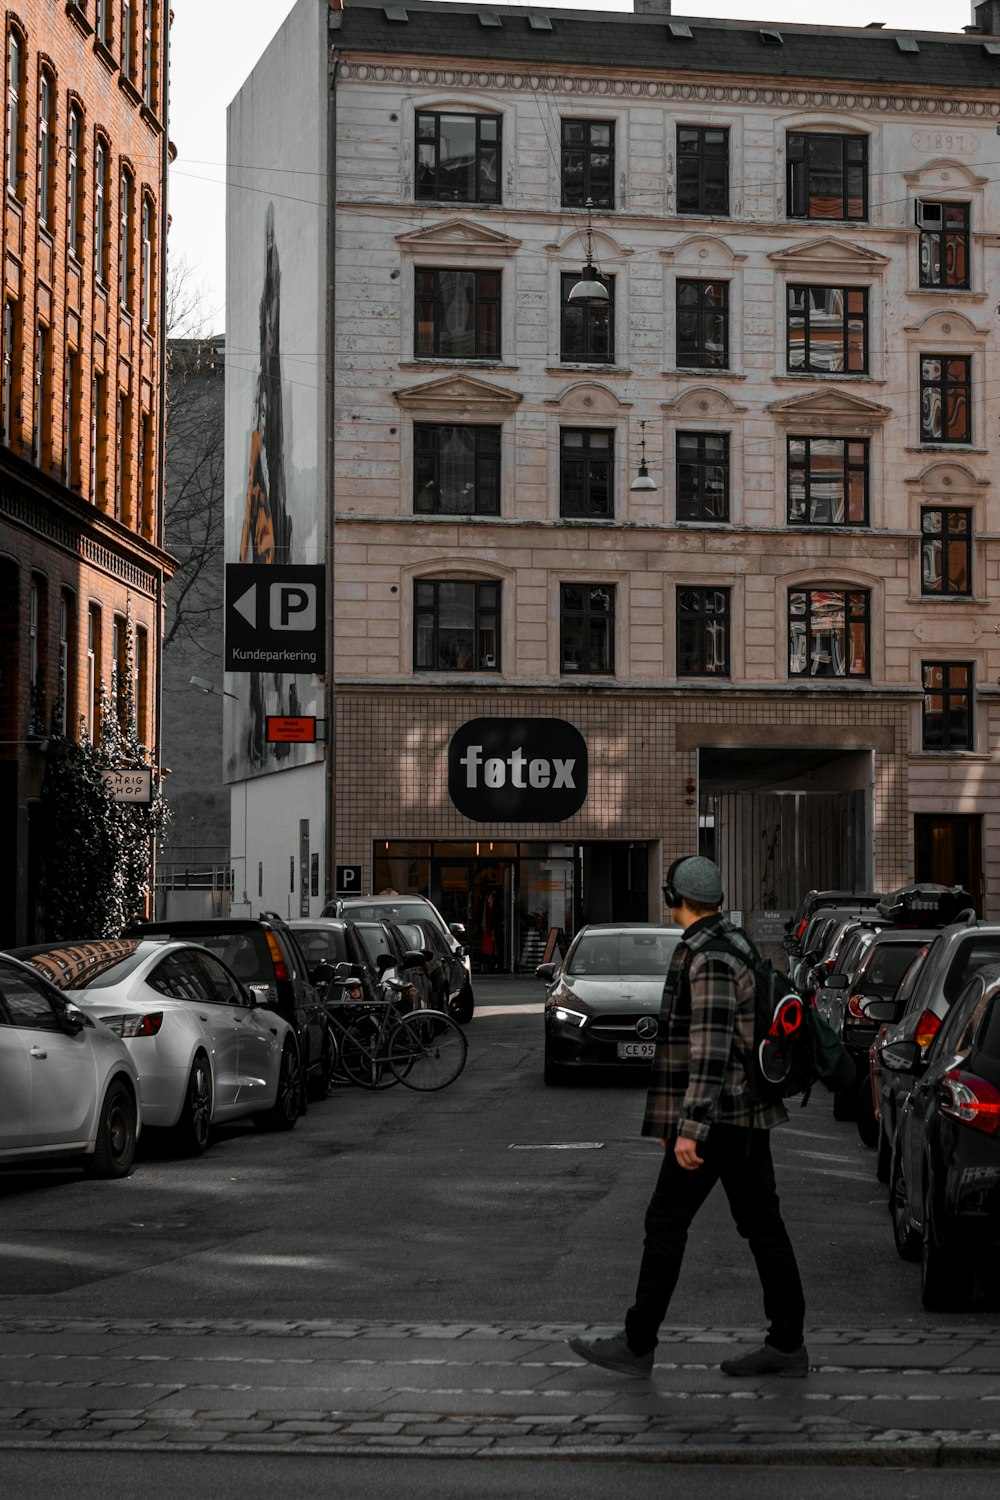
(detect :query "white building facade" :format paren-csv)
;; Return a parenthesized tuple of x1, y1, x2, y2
(226, 0, 1000, 966)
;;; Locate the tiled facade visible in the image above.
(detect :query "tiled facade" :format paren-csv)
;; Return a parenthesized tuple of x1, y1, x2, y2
(0, 1, 171, 943)
(230, 1, 1000, 953)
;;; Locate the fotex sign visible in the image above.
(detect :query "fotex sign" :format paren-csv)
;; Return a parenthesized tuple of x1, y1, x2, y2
(448, 719, 588, 822)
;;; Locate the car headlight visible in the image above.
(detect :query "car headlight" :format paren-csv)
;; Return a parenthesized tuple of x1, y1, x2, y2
(549, 1004, 588, 1028)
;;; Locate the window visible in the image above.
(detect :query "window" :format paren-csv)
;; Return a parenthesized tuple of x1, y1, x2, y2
(787, 286, 867, 374)
(414, 424, 500, 515)
(560, 584, 615, 675)
(2, 298, 16, 445)
(677, 588, 730, 677)
(143, 0, 155, 108)
(415, 111, 499, 203)
(37, 69, 55, 226)
(560, 429, 613, 518)
(6, 30, 23, 199)
(561, 119, 614, 208)
(33, 324, 50, 466)
(920, 355, 971, 444)
(0, 968, 61, 1030)
(560, 271, 613, 363)
(86, 603, 101, 741)
(94, 139, 110, 284)
(788, 588, 870, 678)
(56, 590, 75, 736)
(135, 623, 148, 742)
(414, 580, 500, 671)
(139, 407, 154, 535)
(92, 370, 108, 506)
(140, 194, 153, 327)
(917, 201, 969, 289)
(415, 269, 500, 359)
(921, 508, 971, 596)
(677, 126, 729, 215)
(676, 280, 728, 369)
(68, 106, 83, 259)
(116, 391, 131, 521)
(787, 132, 867, 220)
(120, 169, 134, 309)
(29, 577, 42, 724)
(676, 432, 729, 522)
(787, 437, 868, 525)
(122, 0, 135, 79)
(64, 348, 80, 486)
(95, 0, 111, 46)
(922, 662, 973, 751)
(112, 613, 127, 722)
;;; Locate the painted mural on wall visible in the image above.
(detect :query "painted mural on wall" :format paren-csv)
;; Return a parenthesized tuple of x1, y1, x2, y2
(225, 201, 322, 780)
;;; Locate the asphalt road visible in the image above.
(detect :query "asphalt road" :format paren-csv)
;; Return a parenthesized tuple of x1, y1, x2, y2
(0, 974, 992, 1328)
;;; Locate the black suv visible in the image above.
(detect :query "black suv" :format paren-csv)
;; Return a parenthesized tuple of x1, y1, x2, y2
(126, 914, 332, 1102)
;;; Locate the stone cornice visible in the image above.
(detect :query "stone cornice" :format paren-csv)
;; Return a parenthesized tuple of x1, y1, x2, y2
(338, 60, 1000, 123)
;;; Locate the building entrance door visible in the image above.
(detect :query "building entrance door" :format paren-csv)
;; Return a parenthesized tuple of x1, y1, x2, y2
(914, 814, 982, 915)
(434, 858, 516, 973)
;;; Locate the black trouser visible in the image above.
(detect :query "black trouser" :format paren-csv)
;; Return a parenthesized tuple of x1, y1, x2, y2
(623, 1125, 805, 1355)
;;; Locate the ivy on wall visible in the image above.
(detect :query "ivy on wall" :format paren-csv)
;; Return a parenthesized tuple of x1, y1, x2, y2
(38, 624, 169, 940)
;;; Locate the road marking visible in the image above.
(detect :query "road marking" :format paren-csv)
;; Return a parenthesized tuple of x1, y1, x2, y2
(508, 1142, 605, 1151)
(473, 1003, 544, 1018)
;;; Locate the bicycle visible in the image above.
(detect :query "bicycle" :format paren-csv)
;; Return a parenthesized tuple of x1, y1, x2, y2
(325, 982, 468, 1092)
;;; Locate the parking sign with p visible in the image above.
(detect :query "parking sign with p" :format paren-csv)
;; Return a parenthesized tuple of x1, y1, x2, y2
(224, 564, 326, 673)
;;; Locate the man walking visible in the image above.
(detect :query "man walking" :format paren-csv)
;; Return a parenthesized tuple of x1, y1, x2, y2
(568, 855, 807, 1379)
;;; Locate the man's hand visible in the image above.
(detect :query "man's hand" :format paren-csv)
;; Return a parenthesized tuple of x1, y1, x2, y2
(673, 1135, 703, 1171)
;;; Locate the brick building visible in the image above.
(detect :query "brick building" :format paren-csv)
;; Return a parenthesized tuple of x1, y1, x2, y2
(0, 0, 171, 943)
(226, 0, 1000, 965)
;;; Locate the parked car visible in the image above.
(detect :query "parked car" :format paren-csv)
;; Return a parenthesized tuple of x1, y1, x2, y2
(0, 951, 140, 1178)
(866, 942, 932, 1182)
(323, 894, 474, 1020)
(823, 928, 937, 1125)
(885, 961, 1000, 1311)
(13, 938, 302, 1148)
(784, 890, 883, 961)
(286, 918, 385, 1010)
(126, 915, 332, 1103)
(394, 916, 472, 1022)
(793, 908, 882, 1002)
(352, 919, 433, 1013)
(538, 923, 682, 1084)
(876, 916, 1000, 1176)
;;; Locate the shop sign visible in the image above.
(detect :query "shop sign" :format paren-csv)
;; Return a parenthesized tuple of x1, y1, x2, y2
(448, 718, 588, 822)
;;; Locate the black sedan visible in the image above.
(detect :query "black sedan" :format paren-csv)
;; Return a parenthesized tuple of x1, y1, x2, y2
(538, 924, 681, 1084)
(886, 961, 1000, 1311)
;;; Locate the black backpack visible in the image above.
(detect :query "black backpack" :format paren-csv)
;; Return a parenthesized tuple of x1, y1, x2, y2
(688, 935, 855, 1107)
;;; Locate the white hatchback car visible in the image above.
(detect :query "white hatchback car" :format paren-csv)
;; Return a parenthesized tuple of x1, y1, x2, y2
(0, 952, 141, 1178)
(12, 938, 302, 1154)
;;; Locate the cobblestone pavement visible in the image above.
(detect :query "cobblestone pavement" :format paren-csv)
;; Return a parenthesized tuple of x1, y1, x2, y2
(1, 1318, 1000, 1465)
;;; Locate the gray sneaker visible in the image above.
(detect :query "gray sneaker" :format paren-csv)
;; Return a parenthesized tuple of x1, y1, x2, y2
(567, 1332, 654, 1378)
(720, 1342, 808, 1378)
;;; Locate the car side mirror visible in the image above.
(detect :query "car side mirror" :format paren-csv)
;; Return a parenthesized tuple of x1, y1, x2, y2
(60, 1003, 87, 1035)
(376, 952, 394, 975)
(403, 949, 427, 967)
(823, 974, 848, 991)
(450, 922, 467, 940)
(536, 962, 557, 981)
(880, 1039, 921, 1072)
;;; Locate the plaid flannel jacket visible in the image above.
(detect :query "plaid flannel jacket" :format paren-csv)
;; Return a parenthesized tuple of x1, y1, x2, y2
(641, 913, 788, 1143)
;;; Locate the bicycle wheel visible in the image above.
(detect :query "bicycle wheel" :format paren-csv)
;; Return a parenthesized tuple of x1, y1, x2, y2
(337, 1013, 400, 1090)
(387, 1010, 468, 1091)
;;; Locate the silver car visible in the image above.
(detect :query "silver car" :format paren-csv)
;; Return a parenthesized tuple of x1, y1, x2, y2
(0, 952, 141, 1178)
(538, 923, 682, 1084)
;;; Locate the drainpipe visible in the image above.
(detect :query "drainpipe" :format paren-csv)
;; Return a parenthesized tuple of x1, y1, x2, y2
(324, 31, 340, 905)
(152, 13, 172, 916)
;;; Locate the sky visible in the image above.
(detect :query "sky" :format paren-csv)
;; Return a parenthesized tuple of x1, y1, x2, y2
(167, 0, 971, 332)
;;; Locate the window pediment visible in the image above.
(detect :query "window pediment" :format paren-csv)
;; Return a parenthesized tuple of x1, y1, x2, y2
(545, 227, 630, 260)
(769, 237, 889, 273)
(394, 374, 522, 415)
(903, 159, 988, 192)
(396, 218, 520, 257)
(661, 234, 746, 267)
(662, 385, 747, 417)
(546, 381, 630, 416)
(904, 308, 987, 340)
(767, 388, 889, 425)
(905, 459, 988, 493)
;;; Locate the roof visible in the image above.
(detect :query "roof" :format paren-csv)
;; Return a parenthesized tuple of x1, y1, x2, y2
(334, 1, 1000, 92)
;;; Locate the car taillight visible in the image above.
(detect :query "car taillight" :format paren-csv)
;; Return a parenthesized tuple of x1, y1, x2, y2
(823, 956, 836, 971)
(847, 995, 876, 1026)
(265, 931, 290, 981)
(101, 1012, 163, 1037)
(938, 1070, 1000, 1136)
(796, 919, 808, 941)
(914, 1010, 941, 1050)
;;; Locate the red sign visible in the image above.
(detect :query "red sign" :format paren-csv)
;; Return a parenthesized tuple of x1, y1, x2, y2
(266, 716, 316, 743)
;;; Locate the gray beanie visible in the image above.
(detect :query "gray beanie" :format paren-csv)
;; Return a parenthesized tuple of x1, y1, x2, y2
(670, 855, 723, 905)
